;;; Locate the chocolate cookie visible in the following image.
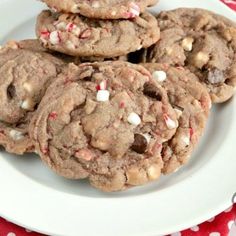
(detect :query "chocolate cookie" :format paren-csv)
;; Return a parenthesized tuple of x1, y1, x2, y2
(143, 8, 236, 103)
(142, 63, 211, 174)
(0, 41, 64, 154)
(29, 62, 178, 192)
(41, 0, 157, 19)
(36, 10, 160, 58)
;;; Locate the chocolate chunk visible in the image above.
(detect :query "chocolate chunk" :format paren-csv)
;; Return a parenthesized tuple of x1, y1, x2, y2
(7, 84, 16, 100)
(143, 83, 162, 101)
(131, 133, 148, 154)
(207, 68, 225, 84)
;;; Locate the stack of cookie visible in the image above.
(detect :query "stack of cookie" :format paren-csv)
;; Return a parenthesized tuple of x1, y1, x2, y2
(36, 0, 160, 61)
(0, 3, 236, 192)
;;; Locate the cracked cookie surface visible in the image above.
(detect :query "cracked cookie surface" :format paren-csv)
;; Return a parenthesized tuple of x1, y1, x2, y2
(142, 63, 211, 174)
(143, 8, 236, 103)
(42, 0, 157, 19)
(36, 10, 160, 58)
(29, 61, 178, 192)
(0, 41, 64, 154)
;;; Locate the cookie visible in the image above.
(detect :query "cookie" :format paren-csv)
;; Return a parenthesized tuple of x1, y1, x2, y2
(41, 0, 157, 19)
(36, 10, 160, 58)
(29, 62, 178, 192)
(143, 8, 236, 103)
(0, 41, 64, 154)
(142, 63, 211, 174)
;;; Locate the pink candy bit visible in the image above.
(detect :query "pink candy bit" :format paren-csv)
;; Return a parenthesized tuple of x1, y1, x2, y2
(163, 114, 177, 129)
(75, 149, 93, 161)
(66, 22, 76, 32)
(79, 29, 92, 39)
(126, 2, 140, 18)
(189, 127, 194, 140)
(49, 31, 61, 45)
(119, 101, 125, 108)
(42, 147, 49, 155)
(40, 30, 50, 39)
(96, 80, 107, 91)
(48, 112, 58, 121)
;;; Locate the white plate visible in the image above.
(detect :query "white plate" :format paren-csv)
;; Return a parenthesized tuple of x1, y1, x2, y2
(0, 0, 236, 235)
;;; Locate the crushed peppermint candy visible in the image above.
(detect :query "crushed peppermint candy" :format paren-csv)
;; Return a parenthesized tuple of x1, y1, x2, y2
(96, 90, 110, 102)
(9, 130, 24, 141)
(96, 80, 107, 91)
(128, 2, 140, 18)
(128, 112, 141, 126)
(48, 112, 58, 120)
(49, 31, 61, 45)
(163, 114, 177, 129)
(66, 22, 76, 32)
(40, 30, 50, 39)
(152, 71, 167, 82)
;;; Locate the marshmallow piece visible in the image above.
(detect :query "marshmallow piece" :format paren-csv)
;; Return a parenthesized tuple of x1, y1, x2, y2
(49, 31, 60, 45)
(128, 112, 141, 126)
(9, 130, 24, 141)
(96, 90, 110, 102)
(21, 99, 35, 110)
(152, 71, 167, 82)
(181, 37, 194, 51)
(163, 114, 177, 129)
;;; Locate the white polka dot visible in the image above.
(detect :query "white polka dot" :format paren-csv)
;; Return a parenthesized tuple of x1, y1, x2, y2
(7, 233, 16, 236)
(207, 217, 215, 222)
(190, 225, 199, 231)
(170, 232, 181, 236)
(225, 206, 233, 212)
(209, 232, 221, 236)
(228, 220, 235, 230)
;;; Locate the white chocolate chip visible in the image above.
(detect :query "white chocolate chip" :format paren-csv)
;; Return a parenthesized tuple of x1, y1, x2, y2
(174, 108, 183, 119)
(21, 99, 35, 110)
(164, 114, 177, 129)
(111, 10, 117, 16)
(181, 135, 190, 146)
(152, 71, 167, 82)
(147, 164, 161, 180)
(166, 47, 173, 55)
(71, 26, 80, 36)
(128, 112, 141, 126)
(65, 41, 75, 50)
(194, 52, 209, 68)
(92, 1, 100, 8)
(9, 130, 24, 141)
(56, 22, 67, 30)
(181, 37, 194, 51)
(49, 31, 60, 45)
(23, 82, 32, 93)
(143, 133, 151, 143)
(96, 90, 110, 102)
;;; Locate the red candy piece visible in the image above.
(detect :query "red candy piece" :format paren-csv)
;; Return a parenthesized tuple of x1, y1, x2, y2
(48, 111, 58, 120)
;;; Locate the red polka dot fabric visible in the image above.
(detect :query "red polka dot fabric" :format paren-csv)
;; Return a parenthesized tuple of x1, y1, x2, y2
(0, 0, 236, 236)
